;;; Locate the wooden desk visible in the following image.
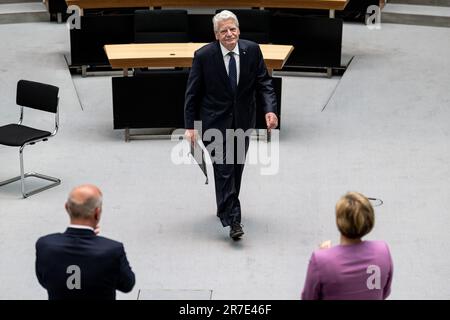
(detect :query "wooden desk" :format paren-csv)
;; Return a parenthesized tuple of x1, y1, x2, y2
(66, 0, 349, 11)
(152, 1, 349, 10)
(104, 43, 294, 75)
(68, 2, 344, 72)
(104, 43, 293, 141)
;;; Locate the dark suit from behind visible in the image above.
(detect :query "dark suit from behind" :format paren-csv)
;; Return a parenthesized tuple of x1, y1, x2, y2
(35, 227, 135, 300)
(185, 39, 277, 227)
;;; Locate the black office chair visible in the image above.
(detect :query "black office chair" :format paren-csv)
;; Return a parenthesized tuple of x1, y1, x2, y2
(0, 80, 61, 198)
(133, 9, 190, 76)
(134, 9, 189, 43)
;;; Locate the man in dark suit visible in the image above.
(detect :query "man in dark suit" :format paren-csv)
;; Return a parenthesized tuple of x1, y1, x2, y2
(35, 185, 135, 300)
(184, 10, 278, 240)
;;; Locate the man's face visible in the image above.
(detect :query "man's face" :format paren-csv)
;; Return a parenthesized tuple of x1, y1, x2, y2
(215, 18, 240, 51)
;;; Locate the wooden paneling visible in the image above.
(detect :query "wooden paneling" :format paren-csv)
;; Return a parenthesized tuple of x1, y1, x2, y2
(66, 0, 349, 10)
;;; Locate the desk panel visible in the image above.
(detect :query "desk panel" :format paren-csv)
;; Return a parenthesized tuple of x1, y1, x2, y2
(66, 0, 349, 10)
(112, 71, 282, 131)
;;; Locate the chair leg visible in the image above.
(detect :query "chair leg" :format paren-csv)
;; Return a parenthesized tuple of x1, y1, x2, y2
(20, 146, 25, 197)
(22, 172, 61, 198)
(0, 146, 61, 198)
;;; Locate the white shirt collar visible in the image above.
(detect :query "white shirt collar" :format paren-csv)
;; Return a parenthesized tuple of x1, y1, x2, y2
(69, 224, 94, 231)
(219, 42, 239, 57)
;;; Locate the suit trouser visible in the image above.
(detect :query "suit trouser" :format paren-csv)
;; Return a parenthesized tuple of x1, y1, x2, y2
(206, 131, 250, 227)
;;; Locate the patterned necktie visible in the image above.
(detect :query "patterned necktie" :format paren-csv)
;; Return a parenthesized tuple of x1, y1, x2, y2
(228, 52, 237, 94)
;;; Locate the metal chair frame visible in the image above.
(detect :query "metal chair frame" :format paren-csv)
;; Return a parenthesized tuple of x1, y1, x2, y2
(0, 99, 60, 198)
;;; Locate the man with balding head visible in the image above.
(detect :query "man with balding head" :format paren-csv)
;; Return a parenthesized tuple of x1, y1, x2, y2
(35, 185, 135, 300)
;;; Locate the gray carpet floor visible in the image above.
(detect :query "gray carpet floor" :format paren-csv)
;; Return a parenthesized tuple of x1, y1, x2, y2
(0, 20, 449, 299)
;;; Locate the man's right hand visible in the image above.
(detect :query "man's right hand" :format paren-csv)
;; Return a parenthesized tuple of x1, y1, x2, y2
(185, 129, 198, 147)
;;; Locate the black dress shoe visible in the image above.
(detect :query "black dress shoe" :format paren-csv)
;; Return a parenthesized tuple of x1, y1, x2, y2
(230, 223, 244, 240)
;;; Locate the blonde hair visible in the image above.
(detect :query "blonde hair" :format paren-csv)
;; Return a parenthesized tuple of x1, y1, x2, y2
(335, 192, 374, 239)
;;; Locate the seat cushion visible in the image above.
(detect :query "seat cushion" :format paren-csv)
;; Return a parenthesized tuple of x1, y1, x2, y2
(0, 124, 51, 147)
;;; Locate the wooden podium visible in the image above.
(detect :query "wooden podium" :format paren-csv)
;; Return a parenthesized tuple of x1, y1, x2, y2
(104, 43, 293, 141)
(67, 0, 349, 13)
(104, 43, 293, 75)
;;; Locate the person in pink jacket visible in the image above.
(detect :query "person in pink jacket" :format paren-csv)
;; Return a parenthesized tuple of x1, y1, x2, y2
(302, 192, 393, 300)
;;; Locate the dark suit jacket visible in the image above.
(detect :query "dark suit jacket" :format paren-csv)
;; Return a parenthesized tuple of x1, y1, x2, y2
(35, 227, 135, 300)
(185, 39, 277, 134)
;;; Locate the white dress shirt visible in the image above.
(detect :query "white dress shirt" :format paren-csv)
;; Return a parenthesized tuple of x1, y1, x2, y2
(219, 42, 240, 85)
(68, 224, 94, 231)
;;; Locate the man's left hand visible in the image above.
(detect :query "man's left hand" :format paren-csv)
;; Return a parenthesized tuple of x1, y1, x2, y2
(265, 112, 278, 131)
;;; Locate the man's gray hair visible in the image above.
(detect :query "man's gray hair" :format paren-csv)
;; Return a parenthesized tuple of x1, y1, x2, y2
(213, 10, 239, 33)
(67, 194, 102, 219)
